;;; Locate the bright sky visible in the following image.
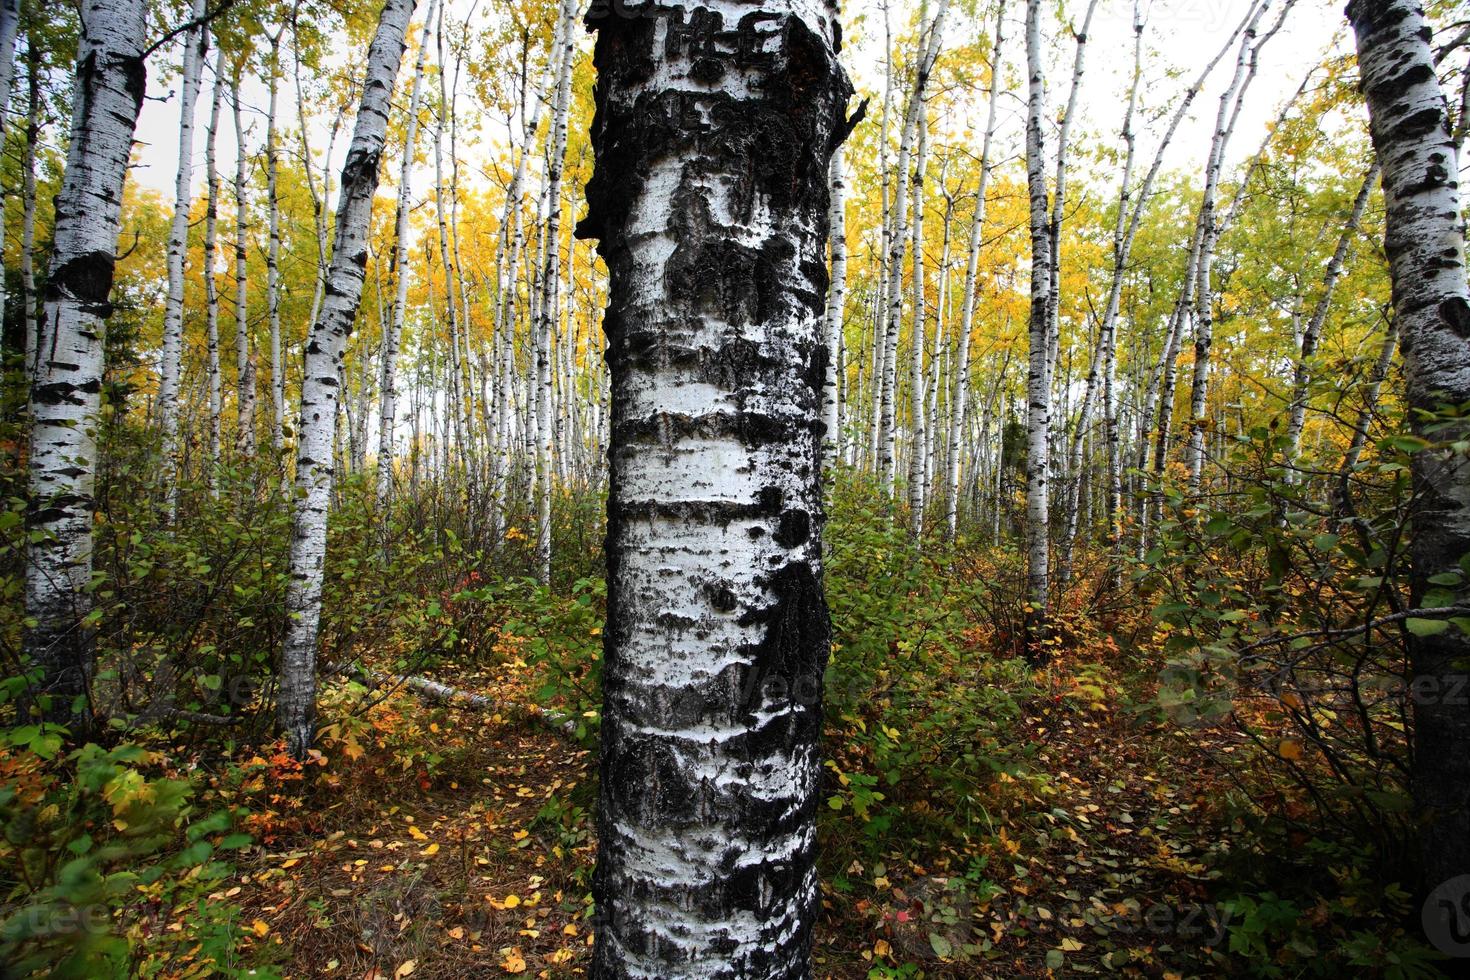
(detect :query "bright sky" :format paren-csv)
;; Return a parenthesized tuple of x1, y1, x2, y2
(127, 0, 1356, 207)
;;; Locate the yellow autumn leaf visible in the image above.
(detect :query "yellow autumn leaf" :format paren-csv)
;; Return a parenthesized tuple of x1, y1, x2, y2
(499, 948, 527, 973)
(420, 842, 440, 856)
(251, 919, 270, 938)
(395, 961, 417, 978)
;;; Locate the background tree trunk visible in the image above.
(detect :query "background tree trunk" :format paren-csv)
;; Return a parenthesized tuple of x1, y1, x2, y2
(1023, 0, 1053, 660)
(157, 0, 209, 477)
(277, 0, 417, 758)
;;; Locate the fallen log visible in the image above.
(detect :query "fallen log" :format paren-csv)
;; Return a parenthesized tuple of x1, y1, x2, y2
(326, 661, 581, 738)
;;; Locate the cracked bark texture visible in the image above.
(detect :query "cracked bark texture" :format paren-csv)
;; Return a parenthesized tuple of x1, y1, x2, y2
(25, 0, 148, 732)
(576, 0, 851, 974)
(277, 0, 416, 758)
(1348, 0, 1470, 894)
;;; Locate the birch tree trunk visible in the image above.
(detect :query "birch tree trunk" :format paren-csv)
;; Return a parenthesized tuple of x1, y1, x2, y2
(377, 0, 437, 510)
(1282, 163, 1378, 478)
(577, 0, 851, 971)
(1023, 0, 1053, 660)
(1044, 0, 1098, 403)
(1348, 0, 1470, 894)
(0, 0, 19, 330)
(277, 0, 417, 758)
(203, 46, 226, 483)
(265, 32, 287, 454)
(1186, 0, 1285, 490)
(231, 70, 258, 457)
(824, 143, 848, 471)
(907, 110, 929, 534)
(534, 0, 576, 586)
(158, 0, 210, 478)
(24, 0, 148, 733)
(21, 33, 42, 377)
(879, 0, 948, 494)
(944, 3, 1004, 544)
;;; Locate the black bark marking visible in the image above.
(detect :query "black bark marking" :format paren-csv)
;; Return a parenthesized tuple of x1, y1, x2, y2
(46, 251, 118, 317)
(1441, 296, 1470, 338)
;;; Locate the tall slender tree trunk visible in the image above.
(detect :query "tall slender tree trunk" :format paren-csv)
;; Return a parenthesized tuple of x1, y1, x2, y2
(577, 0, 851, 971)
(945, 3, 1004, 544)
(534, 0, 576, 586)
(21, 30, 42, 377)
(1348, 0, 1470, 895)
(158, 0, 209, 482)
(0, 0, 20, 331)
(824, 144, 848, 471)
(1186, 0, 1287, 490)
(265, 32, 287, 454)
(1023, 0, 1053, 660)
(277, 0, 417, 758)
(907, 111, 930, 534)
(1283, 163, 1378, 477)
(231, 69, 258, 458)
(377, 0, 436, 510)
(203, 46, 226, 485)
(24, 0, 148, 733)
(879, 0, 948, 494)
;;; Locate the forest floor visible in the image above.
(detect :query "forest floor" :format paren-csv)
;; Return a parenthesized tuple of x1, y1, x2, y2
(218, 658, 1244, 979)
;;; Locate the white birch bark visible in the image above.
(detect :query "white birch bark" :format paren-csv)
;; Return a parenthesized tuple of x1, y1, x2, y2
(377, 0, 436, 508)
(1282, 163, 1378, 478)
(21, 36, 42, 377)
(277, 0, 417, 758)
(823, 143, 848, 471)
(157, 0, 209, 474)
(944, 3, 1005, 543)
(879, 0, 948, 493)
(24, 0, 148, 731)
(0, 0, 19, 329)
(907, 110, 929, 534)
(578, 0, 851, 971)
(1185, 0, 1287, 490)
(1347, 0, 1470, 894)
(534, 0, 576, 585)
(231, 69, 257, 457)
(1043, 0, 1098, 399)
(265, 32, 286, 453)
(203, 46, 226, 481)
(1023, 0, 1052, 658)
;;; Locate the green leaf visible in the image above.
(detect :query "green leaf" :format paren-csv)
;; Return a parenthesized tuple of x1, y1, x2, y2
(1406, 618, 1450, 637)
(1046, 949, 1065, 970)
(929, 932, 953, 959)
